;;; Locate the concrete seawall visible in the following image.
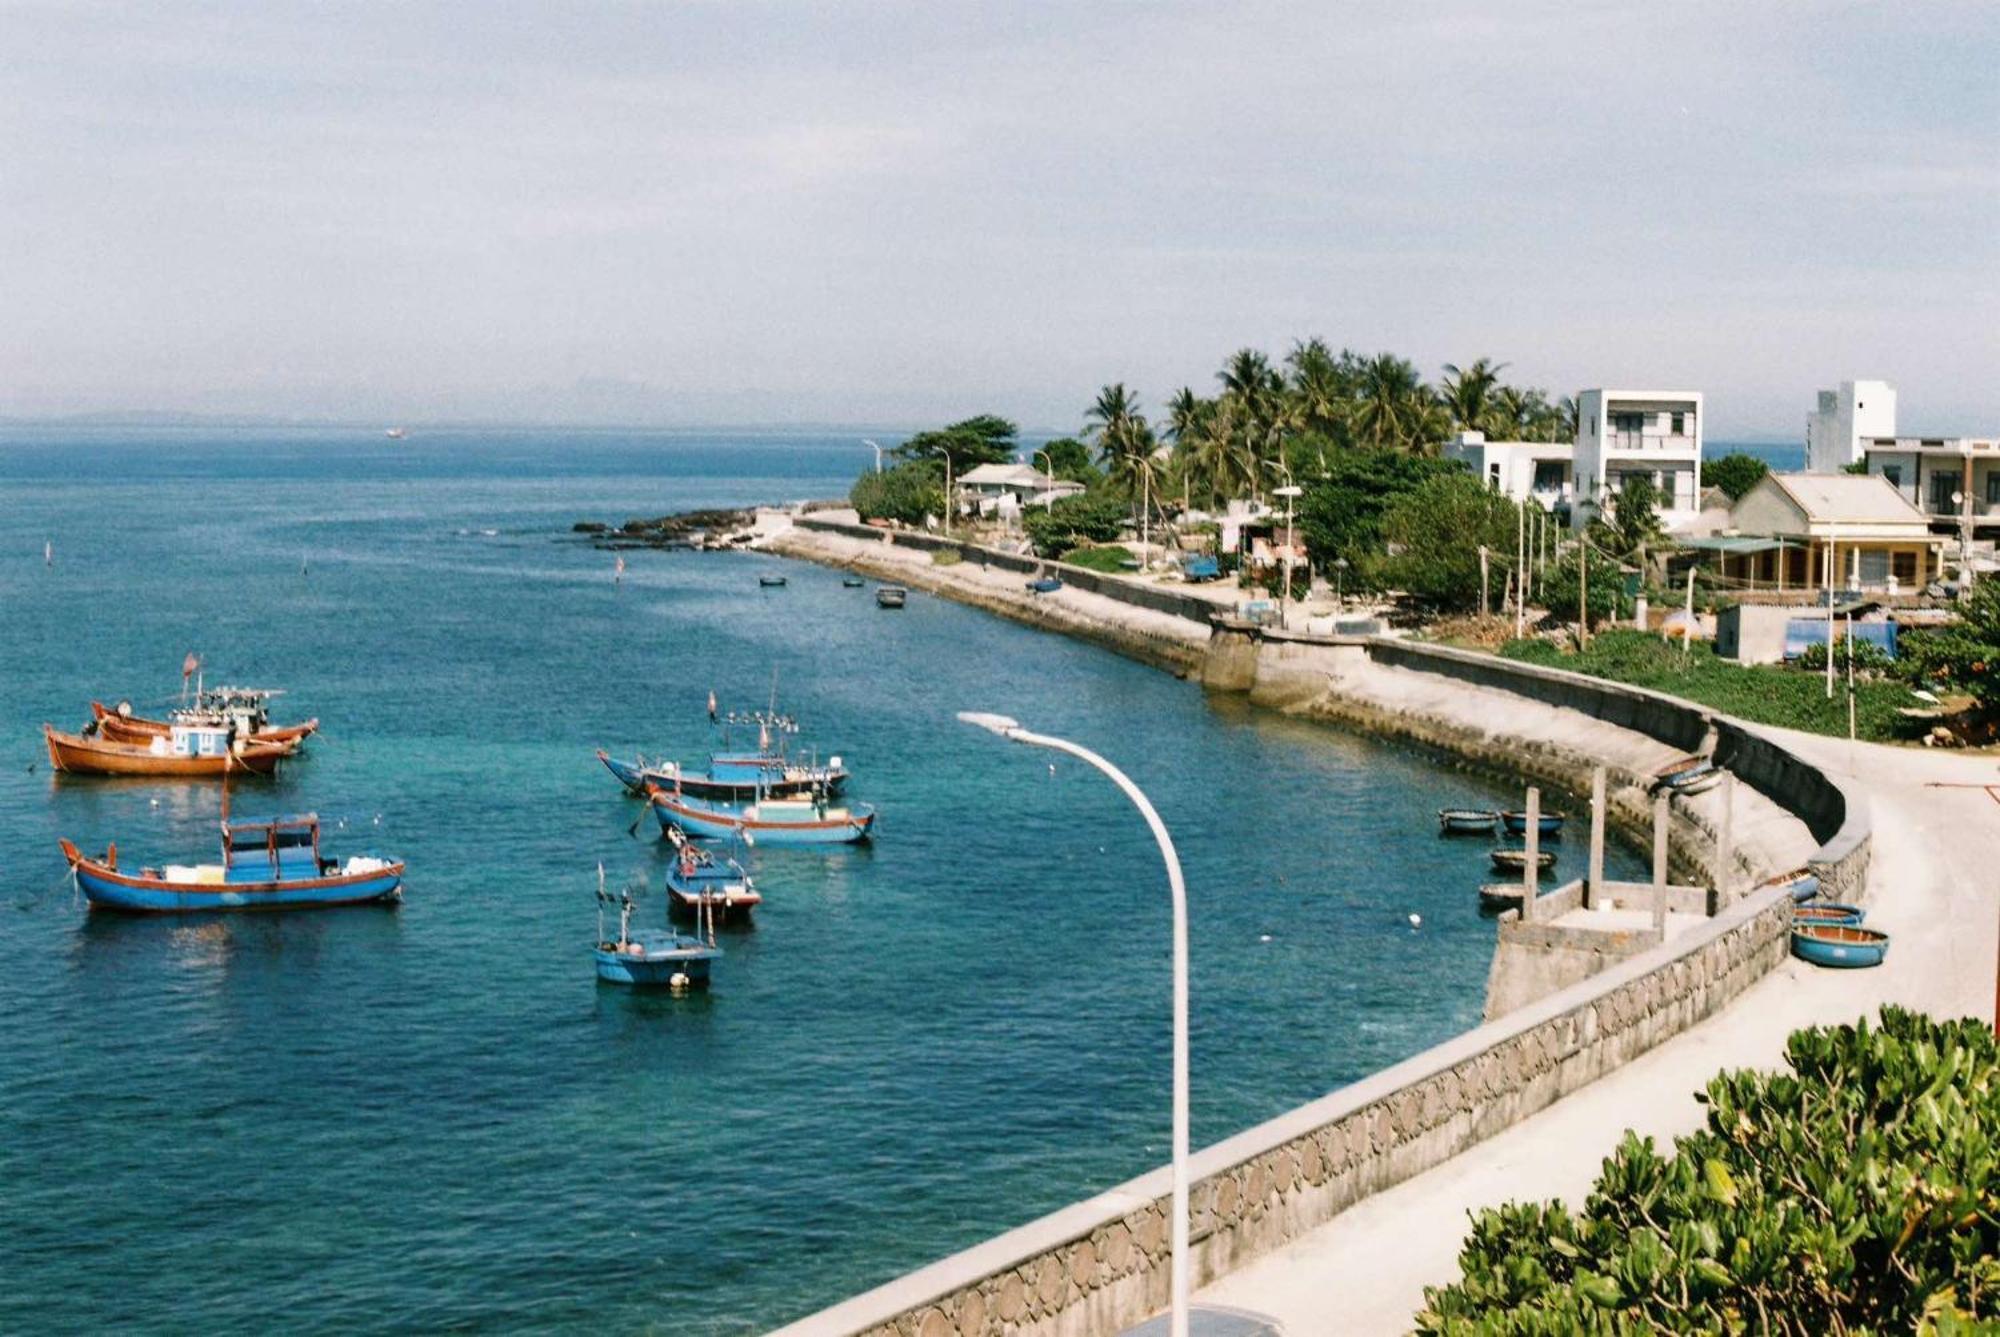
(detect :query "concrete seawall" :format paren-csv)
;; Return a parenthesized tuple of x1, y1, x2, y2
(770, 613, 1869, 1336)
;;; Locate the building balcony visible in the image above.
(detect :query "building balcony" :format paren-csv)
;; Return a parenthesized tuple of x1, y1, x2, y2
(1604, 432, 1699, 453)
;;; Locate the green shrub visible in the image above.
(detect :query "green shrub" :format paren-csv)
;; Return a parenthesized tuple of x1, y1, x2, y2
(1058, 544, 1135, 573)
(1419, 1008, 2000, 1333)
(850, 460, 943, 526)
(1023, 490, 1128, 556)
(930, 548, 962, 567)
(1377, 473, 1523, 612)
(1796, 638, 1895, 676)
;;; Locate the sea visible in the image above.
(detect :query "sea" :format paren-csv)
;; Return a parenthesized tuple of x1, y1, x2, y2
(0, 426, 1655, 1334)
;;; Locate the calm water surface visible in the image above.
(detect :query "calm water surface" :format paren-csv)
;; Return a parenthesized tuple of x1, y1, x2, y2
(0, 428, 1644, 1333)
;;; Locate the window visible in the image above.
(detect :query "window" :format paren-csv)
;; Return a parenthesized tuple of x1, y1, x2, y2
(1671, 412, 1686, 435)
(1532, 460, 1567, 492)
(1612, 413, 1644, 433)
(1930, 472, 1959, 514)
(1488, 464, 1501, 489)
(1882, 465, 1901, 489)
(1892, 551, 1917, 584)
(1988, 473, 2000, 505)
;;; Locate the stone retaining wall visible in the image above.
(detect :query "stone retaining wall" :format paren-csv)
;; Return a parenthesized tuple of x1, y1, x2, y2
(771, 637, 1868, 1337)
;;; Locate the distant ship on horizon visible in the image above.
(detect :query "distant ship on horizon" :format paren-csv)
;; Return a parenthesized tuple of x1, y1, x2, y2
(384, 426, 407, 440)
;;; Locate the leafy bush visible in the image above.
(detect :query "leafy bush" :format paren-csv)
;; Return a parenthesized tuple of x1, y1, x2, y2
(850, 460, 942, 526)
(1796, 638, 1895, 676)
(1898, 580, 2000, 719)
(1023, 490, 1128, 556)
(1376, 473, 1523, 612)
(1295, 451, 1457, 585)
(1419, 1008, 2000, 1333)
(1534, 547, 1626, 627)
(1501, 630, 1916, 740)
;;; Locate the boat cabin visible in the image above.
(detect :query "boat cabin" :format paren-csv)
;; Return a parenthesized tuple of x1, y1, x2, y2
(221, 814, 328, 882)
(164, 720, 246, 758)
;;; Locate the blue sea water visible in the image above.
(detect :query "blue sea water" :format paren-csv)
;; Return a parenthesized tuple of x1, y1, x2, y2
(0, 428, 1646, 1334)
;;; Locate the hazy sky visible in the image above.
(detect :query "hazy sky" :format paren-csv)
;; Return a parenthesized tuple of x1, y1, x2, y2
(4, 1, 1994, 435)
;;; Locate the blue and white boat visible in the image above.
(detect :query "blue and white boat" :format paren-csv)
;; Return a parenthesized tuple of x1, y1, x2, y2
(1790, 923, 1889, 969)
(648, 782, 875, 846)
(593, 869, 719, 989)
(597, 748, 847, 802)
(59, 813, 402, 913)
(664, 828, 762, 922)
(1501, 810, 1565, 838)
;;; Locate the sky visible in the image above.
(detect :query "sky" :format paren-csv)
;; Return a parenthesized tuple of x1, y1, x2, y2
(2, 1, 1995, 437)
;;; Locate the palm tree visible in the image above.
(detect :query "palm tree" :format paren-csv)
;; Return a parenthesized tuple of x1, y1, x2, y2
(1163, 387, 1206, 448)
(1086, 382, 1159, 526)
(1285, 338, 1348, 439)
(1352, 353, 1437, 451)
(1441, 358, 1506, 433)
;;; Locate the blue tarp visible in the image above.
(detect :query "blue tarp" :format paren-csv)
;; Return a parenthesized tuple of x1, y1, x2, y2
(1783, 619, 1898, 661)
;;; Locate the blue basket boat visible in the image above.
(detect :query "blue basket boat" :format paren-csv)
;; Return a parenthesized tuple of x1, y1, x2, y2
(594, 870, 718, 989)
(59, 813, 402, 914)
(758, 574, 788, 588)
(1761, 867, 1822, 903)
(1790, 923, 1889, 969)
(1500, 810, 1565, 838)
(1026, 577, 1063, 594)
(1438, 808, 1500, 835)
(1654, 756, 1722, 795)
(648, 783, 874, 846)
(1489, 846, 1556, 874)
(1793, 903, 1865, 928)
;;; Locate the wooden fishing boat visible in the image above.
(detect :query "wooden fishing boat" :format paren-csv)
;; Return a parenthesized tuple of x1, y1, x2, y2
(876, 586, 907, 609)
(45, 722, 288, 777)
(842, 575, 867, 588)
(58, 814, 401, 913)
(1501, 810, 1565, 838)
(90, 692, 318, 748)
(759, 573, 788, 588)
(1790, 923, 1889, 969)
(593, 870, 718, 988)
(1438, 808, 1500, 835)
(597, 748, 847, 802)
(1489, 847, 1556, 874)
(647, 783, 874, 846)
(664, 829, 761, 922)
(1793, 902, 1865, 928)
(1760, 867, 1821, 903)
(1654, 756, 1721, 795)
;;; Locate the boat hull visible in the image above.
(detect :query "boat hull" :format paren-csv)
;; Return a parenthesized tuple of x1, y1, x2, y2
(45, 725, 285, 777)
(1792, 903, 1865, 927)
(648, 789, 874, 845)
(69, 858, 403, 914)
(1489, 849, 1556, 873)
(597, 749, 845, 801)
(1500, 812, 1565, 838)
(593, 944, 716, 986)
(1438, 809, 1499, 835)
(1762, 869, 1822, 903)
(90, 701, 318, 748)
(1790, 924, 1889, 968)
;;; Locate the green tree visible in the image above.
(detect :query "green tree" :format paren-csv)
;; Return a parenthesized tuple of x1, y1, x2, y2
(1900, 577, 2000, 718)
(1086, 384, 1158, 518)
(1591, 477, 1667, 560)
(1441, 358, 1505, 434)
(1035, 437, 1098, 484)
(1537, 544, 1626, 627)
(1701, 452, 1770, 501)
(849, 459, 942, 526)
(1352, 353, 1444, 452)
(894, 414, 1018, 472)
(1377, 473, 1524, 611)
(1022, 490, 1129, 557)
(1294, 452, 1457, 589)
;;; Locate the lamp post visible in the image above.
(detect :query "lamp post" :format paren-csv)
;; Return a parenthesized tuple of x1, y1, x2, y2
(956, 712, 1190, 1337)
(1333, 557, 1349, 610)
(1034, 449, 1056, 512)
(864, 439, 883, 474)
(1273, 478, 1302, 629)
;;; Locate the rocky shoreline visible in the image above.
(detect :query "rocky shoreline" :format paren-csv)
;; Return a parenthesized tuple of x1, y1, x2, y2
(570, 508, 757, 551)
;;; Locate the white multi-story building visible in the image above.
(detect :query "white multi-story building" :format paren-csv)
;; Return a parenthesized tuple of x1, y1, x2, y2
(1862, 436, 2000, 540)
(1571, 389, 1704, 531)
(1805, 379, 1896, 473)
(1439, 432, 1572, 509)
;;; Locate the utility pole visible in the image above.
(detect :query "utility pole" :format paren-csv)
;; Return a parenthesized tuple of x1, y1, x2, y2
(1479, 545, 1491, 619)
(1579, 536, 1590, 649)
(1514, 502, 1525, 637)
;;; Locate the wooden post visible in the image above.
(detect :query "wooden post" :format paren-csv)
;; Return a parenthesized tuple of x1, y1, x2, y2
(1715, 772, 1734, 906)
(1479, 545, 1491, 619)
(1522, 787, 1541, 921)
(1588, 766, 1607, 908)
(1578, 538, 1589, 648)
(1652, 794, 1670, 940)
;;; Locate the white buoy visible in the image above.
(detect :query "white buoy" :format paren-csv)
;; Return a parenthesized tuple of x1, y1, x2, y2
(1408, 913, 1423, 929)
(149, 798, 159, 807)
(1258, 933, 1273, 943)
(669, 972, 690, 992)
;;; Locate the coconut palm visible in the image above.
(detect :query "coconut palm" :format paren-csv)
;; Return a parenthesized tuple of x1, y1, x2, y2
(1285, 338, 1349, 440)
(1441, 358, 1506, 434)
(1086, 382, 1159, 517)
(1352, 353, 1438, 451)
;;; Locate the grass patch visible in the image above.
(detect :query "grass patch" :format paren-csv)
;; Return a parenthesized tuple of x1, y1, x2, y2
(1059, 544, 1136, 574)
(929, 547, 962, 566)
(1499, 629, 1919, 741)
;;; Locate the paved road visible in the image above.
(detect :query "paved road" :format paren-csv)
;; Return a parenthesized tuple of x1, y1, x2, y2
(1193, 731, 2000, 1335)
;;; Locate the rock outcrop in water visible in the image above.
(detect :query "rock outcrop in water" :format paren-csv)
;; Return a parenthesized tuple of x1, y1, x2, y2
(572, 508, 757, 551)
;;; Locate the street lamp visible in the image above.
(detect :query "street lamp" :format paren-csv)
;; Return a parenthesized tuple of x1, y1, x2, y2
(1033, 449, 1057, 512)
(1333, 556, 1349, 610)
(956, 711, 1190, 1337)
(1273, 481, 1303, 627)
(864, 439, 884, 474)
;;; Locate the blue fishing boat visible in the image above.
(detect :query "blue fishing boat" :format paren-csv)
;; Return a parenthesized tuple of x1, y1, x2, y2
(597, 748, 847, 802)
(1026, 577, 1063, 594)
(647, 782, 874, 845)
(1793, 902, 1865, 928)
(1790, 923, 1889, 968)
(1761, 867, 1821, 903)
(58, 813, 402, 913)
(1501, 810, 1565, 838)
(1654, 756, 1721, 795)
(842, 575, 867, 588)
(759, 573, 788, 588)
(664, 828, 762, 921)
(1438, 808, 1500, 835)
(593, 868, 719, 989)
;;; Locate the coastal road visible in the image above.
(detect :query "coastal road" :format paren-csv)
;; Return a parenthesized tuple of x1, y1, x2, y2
(1190, 729, 2000, 1335)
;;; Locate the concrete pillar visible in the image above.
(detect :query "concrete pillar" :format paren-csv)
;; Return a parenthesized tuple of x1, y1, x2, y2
(1715, 772, 1735, 904)
(1652, 795, 1670, 940)
(1587, 767, 1607, 908)
(1522, 787, 1541, 922)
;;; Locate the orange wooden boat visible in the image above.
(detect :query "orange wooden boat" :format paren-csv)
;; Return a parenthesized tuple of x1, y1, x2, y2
(44, 723, 287, 777)
(89, 699, 318, 748)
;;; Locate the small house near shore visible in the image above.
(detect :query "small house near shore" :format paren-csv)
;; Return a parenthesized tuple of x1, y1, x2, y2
(955, 463, 1086, 519)
(1701, 473, 1942, 594)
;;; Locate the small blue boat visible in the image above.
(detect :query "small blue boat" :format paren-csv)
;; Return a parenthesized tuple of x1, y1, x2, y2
(648, 783, 875, 846)
(1790, 923, 1889, 969)
(1762, 868, 1822, 903)
(1501, 810, 1565, 838)
(842, 575, 867, 588)
(594, 870, 718, 989)
(1026, 577, 1063, 594)
(759, 574, 788, 588)
(664, 829, 762, 922)
(59, 814, 402, 913)
(1654, 756, 1721, 795)
(1438, 808, 1499, 835)
(1793, 902, 1865, 928)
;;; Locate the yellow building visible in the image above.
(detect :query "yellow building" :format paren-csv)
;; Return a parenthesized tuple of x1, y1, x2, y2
(1715, 473, 1942, 594)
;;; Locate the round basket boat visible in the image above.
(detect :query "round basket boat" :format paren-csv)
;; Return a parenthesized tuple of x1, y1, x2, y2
(1790, 923, 1889, 969)
(1761, 867, 1822, 903)
(1792, 903, 1865, 928)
